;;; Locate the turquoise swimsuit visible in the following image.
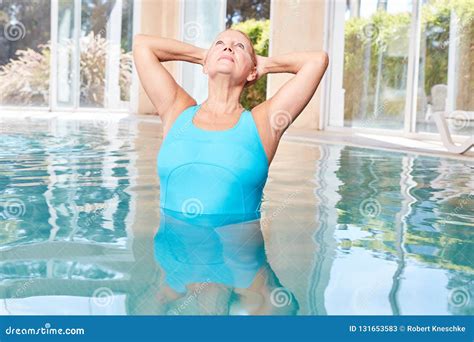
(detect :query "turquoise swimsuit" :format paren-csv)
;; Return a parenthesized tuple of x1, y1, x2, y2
(157, 103, 269, 215)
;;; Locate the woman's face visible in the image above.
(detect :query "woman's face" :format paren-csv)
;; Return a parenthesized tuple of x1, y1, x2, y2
(203, 30, 256, 85)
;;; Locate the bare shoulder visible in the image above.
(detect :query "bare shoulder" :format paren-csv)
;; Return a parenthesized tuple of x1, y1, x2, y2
(161, 93, 197, 139)
(250, 101, 280, 165)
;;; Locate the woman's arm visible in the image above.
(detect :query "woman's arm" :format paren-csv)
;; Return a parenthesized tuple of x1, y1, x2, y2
(252, 51, 329, 138)
(132, 34, 207, 119)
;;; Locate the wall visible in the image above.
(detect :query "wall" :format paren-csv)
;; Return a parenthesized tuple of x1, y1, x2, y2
(133, 0, 181, 115)
(268, 0, 327, 129)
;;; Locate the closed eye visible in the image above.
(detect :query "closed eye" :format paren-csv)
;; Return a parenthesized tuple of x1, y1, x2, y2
(215, 40, 223, 45)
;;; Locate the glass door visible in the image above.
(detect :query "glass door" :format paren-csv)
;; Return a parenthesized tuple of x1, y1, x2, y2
(326, 0, 473, 137)
(53, 0, 76, 108)
(415, 0, 474, 137)
(328, 0, 414, 131)
(51, 0, 134, 111)
(0, 0, 51, 107)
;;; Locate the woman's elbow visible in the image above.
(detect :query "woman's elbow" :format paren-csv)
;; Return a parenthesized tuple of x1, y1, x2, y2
(302, 52, 329, 71)
(320, 51, 329, 68)
(133, 34, 145, 49)
(312, 51, 329, 69)
(132, 34, 152, 53)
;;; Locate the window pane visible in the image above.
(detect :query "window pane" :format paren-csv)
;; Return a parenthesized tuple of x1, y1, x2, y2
(332, 0, 413, 130)
(181, 0, 226, 103)
(55, 0, 133, 109)
(415, 0, 474, 137)
(0, 0, 51, 107)
(56, 0, 75, 107)
(120, 0, 133, 102)
(79, 0, 115, 108)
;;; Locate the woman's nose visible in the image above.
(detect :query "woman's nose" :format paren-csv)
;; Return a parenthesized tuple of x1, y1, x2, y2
(224, 46, 233, 52)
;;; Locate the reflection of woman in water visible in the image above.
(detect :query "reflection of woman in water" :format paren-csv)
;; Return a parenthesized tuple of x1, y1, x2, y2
(133, 29, 329, 216)
(153, 208, 299, 315)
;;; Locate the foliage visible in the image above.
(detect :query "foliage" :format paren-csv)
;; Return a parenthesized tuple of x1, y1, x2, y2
(343, 0, 474, 122)
(344, 11, 411, 122)
(226, 0, 270, 29)
(79, 31, 133, 105)
(0, 44, 50, 106)
(0, 32, 133, 106)
(0, 1, 51, 66)
(232, 19, 270, 109)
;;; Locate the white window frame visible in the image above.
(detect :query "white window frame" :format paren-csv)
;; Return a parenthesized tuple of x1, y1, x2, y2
(321, 0, 470, 143)
(1, 0, 134, 113)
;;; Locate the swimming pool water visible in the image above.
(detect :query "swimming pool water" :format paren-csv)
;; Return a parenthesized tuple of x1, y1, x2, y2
(0, 114, 472, 315)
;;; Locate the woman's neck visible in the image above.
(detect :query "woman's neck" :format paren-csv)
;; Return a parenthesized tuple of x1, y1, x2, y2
(204, 77, 244, 116)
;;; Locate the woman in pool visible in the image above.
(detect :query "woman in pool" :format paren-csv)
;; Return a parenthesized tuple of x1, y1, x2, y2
(124, 207, 299, 315)
(133, 28, 328, 215)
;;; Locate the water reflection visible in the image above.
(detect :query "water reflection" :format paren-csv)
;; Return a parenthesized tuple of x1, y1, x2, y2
(0, 120, 136, 248)
(318, 145, 474, 315)
(150, 208, 299, 315)
(0, 116, 473, 315)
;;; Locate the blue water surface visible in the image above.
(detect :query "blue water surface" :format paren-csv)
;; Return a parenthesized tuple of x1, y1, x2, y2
(0, 115, 472, 315)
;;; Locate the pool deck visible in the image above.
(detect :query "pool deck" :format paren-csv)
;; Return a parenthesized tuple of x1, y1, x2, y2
(1, 110, 473, 161)
(283, 127, 474, 161)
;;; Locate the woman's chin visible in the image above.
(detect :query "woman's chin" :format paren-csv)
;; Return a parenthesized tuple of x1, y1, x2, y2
(215, 64, 234, 72)
(207, 68, 236, 78)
